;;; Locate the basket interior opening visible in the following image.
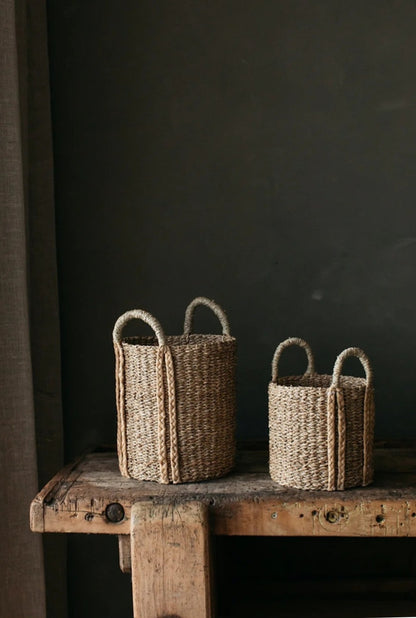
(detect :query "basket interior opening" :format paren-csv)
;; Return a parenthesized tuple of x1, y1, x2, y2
(122, 333, 234, 347)
(276, 374, 367, 389)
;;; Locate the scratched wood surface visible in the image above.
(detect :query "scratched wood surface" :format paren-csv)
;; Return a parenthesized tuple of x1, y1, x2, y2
(131, 502, 212, 618)
(30, 443, 416, 537)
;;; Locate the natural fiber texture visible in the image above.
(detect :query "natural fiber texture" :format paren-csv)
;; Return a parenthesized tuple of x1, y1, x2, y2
(269, 338, 375, 491)
(113, 298, 236, 484)
(184, 296, 230, 336)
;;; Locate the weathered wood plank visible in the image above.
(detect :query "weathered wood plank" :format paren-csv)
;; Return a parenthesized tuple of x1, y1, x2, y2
(118, 535, 131, 573)
(30, 445, 416, 537)
(30, 455, 85, 532)
(130, 501, 212, 618)
(214, 497, 416, 536)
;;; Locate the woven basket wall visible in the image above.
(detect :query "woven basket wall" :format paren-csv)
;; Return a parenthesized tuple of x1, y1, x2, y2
(268, 338, 375, 491)
(113, 297, 236, 484)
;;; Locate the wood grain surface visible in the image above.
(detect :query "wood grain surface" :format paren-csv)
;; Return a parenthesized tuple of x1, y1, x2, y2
(131, 501, 212, 617)
(30, 443, 416, 538)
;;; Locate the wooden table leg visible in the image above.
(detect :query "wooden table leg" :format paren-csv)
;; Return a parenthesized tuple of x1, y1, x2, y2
(131, 501, 212, 618)
(118, 535, 131, 573)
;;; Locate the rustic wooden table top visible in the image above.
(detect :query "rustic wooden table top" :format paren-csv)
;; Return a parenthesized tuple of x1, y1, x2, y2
(30, 442, 416, 537)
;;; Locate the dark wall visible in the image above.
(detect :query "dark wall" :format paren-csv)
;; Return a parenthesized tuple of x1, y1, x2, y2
(49, 0, 416, 456)
(47, 1, 416, 616)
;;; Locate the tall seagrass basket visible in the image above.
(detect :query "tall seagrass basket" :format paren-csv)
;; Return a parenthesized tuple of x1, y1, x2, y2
(268, 338, 375, 491)
(113, 297, 236, 484)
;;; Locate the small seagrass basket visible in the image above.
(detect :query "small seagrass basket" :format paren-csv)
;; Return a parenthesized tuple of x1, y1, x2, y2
(113, 297, 236, 484)
(268, 337, 375, 491)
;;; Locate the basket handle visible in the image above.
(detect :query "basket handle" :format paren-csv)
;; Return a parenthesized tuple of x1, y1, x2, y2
(331, 347, 373, 387)
(328, 346, 374, 490)
(112, 309, 166, 346)
(271, 337, 315, 383)
(183, 296, 230, 336)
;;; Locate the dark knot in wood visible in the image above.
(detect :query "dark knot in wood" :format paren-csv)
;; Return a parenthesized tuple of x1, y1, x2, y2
(105, 502, 125, 523)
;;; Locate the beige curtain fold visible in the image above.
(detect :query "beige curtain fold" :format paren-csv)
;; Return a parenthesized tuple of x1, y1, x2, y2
(0, 0, 65, 616)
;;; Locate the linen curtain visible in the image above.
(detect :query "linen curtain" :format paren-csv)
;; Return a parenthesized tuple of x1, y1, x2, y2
(0, 0, 65, 615)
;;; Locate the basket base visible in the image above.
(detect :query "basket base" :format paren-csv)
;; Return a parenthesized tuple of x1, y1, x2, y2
(269, 472, 374, 492)
(120, 462, 235, 485)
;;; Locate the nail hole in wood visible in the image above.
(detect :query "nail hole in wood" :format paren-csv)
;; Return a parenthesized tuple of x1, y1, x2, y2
(376, 514, 384, 523)
(326, 511, 339, 523)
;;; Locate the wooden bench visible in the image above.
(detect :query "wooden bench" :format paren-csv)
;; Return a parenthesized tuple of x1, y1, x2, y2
(30, 442, 416, 617)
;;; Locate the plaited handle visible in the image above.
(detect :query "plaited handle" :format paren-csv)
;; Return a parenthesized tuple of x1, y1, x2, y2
(271, 337, 315, 383)
(112, 309, 166, 346)
(331, 347, 372, 388)
(183, 296, 230, 336)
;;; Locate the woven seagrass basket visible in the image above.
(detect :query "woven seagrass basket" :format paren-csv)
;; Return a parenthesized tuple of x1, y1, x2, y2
(268, 338, 375, 491)
(113, 297, 236, 484)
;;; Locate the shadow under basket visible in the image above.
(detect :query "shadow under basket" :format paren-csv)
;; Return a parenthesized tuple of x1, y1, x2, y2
(113, 297, 236, 484)
(268, 338, 375, 491)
